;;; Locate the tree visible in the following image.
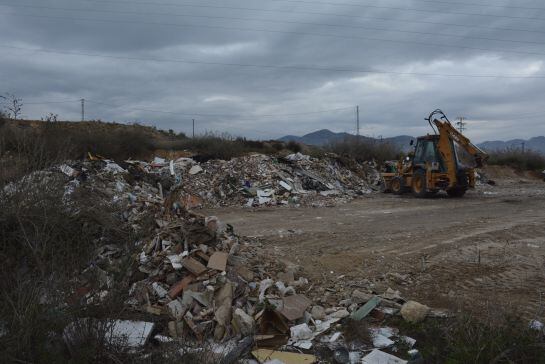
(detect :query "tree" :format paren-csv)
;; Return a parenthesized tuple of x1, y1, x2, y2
(1, 93, 23, 120)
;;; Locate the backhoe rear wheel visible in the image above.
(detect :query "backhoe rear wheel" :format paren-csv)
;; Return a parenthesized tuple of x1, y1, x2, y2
(391, 177, 405, 195)
(411, 170, 429, 198)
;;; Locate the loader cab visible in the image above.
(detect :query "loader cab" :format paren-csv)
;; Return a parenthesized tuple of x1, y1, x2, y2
(412, 135, 446, 172)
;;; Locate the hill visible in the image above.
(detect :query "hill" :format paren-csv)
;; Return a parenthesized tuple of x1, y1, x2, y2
(279, 129, 414, 151)
(280, 129, 545, 155)
(478, 136, 545, 154)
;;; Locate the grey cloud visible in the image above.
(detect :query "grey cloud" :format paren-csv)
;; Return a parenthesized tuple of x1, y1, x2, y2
(1, 0, 545, 142)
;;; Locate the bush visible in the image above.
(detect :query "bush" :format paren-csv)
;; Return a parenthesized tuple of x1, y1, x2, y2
(0, 177, 142, 363)
(391, 312, 545, 363)
(172, 132, 278, 161)
(327, 137, 401, 163)
(488, 149, 545, 171)
(286, 140, 302, 153)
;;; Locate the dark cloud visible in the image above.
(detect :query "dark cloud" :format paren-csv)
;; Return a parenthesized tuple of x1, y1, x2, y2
(1, 0, 544, 141)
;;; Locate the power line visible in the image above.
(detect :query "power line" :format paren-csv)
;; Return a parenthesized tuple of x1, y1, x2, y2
(23, 99, 81, 105)
(4, 11, 545, 58)
(69, 0, 545, 21)
(3, 1, 545, 35)
(269, 0, 545, 11)
(86, 99, 353, 118)
(6, 10, 545, 47)
(3, 44, 545, 79)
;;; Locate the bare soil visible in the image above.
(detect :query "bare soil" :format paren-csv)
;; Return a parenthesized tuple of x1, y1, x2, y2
(205, 170, 545, 319)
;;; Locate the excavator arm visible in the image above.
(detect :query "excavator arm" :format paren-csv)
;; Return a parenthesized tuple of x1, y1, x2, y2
(433, 119, 489, 168)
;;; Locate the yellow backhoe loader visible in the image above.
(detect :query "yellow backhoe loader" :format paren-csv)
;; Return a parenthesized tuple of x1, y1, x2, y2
(382, 109, 488, 198)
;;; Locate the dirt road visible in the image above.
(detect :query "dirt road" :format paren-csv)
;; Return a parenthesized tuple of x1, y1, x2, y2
(206, 178, 545, 319)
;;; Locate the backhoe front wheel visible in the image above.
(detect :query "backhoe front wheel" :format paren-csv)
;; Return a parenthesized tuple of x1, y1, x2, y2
(391, 177, 405, 195)
(411, 171, 429, 198)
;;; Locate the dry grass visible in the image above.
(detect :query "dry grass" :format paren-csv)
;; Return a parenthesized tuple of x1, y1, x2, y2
(327, 137, 402, 163)
(488, 149, 545, 172)
(390, 311, 545, 363)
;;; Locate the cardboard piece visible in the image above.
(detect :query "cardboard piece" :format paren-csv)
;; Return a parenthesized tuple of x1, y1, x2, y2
(252, 349, 316, 364)
(182, 257, 207, 276)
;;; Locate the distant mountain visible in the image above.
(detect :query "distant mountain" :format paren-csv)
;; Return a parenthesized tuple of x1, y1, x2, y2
(278, 129, 414, 151)
(278, 129, 351, 146)
(478, 136, 545, 154)
(280, 129, 545, 155)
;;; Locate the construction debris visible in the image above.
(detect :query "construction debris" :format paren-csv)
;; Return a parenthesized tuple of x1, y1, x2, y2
(362, 349, 407, 364)
(252, 349, 316, 364)
(161, 153, 377, 208)
(24, 156, 441, 362)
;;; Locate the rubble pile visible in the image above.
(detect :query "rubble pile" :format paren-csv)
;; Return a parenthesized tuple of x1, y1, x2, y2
(20, 159, 428, 363)
(143, 153, 380, 208)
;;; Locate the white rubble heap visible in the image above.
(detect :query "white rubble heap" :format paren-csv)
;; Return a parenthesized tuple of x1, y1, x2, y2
(13, 157, 423, 363)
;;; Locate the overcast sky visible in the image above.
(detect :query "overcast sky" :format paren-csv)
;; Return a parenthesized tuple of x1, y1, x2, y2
(1, 0, 545, 142)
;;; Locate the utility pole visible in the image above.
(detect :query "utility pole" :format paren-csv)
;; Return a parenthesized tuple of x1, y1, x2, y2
(456, 116, 466, 133)
(356, 105, 360, 137)
(522, 141, 526, 153)
(192, 119, 195, 138)
(81, 98, 85, 121)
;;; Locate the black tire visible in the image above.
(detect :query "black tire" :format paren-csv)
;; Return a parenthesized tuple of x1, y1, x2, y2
(447, 188, 466, 198)
(391, 177, 405, 195)
(411, 170, 429, 198)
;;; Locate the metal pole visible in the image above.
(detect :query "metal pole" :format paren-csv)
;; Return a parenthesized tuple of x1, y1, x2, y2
(192, 119, 195, 138)
(356, 105, 360, 137)
(81, 98, 85, 121)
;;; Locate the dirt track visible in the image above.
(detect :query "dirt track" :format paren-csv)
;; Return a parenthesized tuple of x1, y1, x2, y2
(206, 175, 545, 319)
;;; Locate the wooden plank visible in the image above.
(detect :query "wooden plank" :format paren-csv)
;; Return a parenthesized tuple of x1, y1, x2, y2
(182, 257, 207, 276)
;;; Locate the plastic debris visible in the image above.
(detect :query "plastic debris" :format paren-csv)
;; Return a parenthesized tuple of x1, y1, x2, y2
(362, 349, 407, 364)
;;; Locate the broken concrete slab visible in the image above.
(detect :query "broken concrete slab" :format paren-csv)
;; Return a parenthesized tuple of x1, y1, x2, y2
(233, 308, 255, 337)
(310, 305, 326, 320)
(278, 294, 311, 321)
(208, 251, 229, 271)
(400, 301, 429, 323)
(167, 299, 186, 320)
(352, 289, 373, 304)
